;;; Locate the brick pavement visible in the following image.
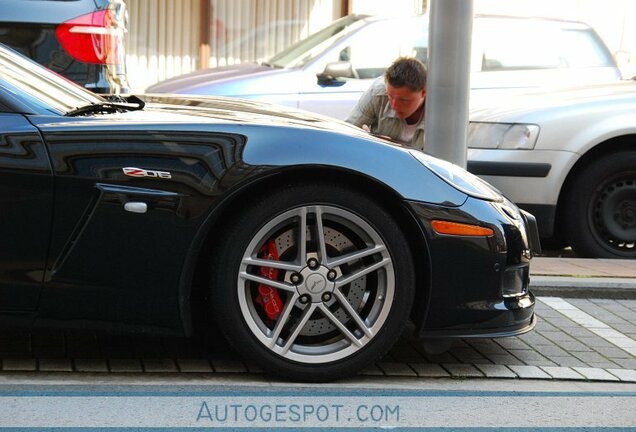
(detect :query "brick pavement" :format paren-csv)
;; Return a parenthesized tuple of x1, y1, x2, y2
(1, 297, 635, 383)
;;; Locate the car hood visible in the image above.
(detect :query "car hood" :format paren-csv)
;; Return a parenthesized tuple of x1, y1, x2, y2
(470, 80, 636, 122)
(136, 94, 369, 135)
(145, 64, 298, 96)
(31, 94, 385, 141)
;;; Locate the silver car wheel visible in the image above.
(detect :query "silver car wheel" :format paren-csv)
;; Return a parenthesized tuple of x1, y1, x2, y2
(237, 205, 395, 364)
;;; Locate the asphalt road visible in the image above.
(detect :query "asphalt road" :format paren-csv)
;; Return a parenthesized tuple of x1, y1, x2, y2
(0, 374, 635, 428)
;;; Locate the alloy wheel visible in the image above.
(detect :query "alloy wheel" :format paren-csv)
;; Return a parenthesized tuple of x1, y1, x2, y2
(237, 205, 395, 364)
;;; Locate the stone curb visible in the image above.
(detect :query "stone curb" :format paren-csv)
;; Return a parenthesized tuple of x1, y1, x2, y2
(530, 276, 636, 299)
(377, 363, 636, 383)
(3, 363, 634, 384)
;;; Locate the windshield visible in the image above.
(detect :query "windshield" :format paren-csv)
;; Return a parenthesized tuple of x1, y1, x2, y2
(474, 18, 616, 71)
(0, 44, 103, 114)
(268, 15, 367, 68)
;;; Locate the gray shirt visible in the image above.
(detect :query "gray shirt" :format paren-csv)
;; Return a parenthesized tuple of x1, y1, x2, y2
(346, 77, 425, 150)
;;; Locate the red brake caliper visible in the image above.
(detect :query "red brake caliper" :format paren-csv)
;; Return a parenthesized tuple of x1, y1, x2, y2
(255, 240, 284, 320)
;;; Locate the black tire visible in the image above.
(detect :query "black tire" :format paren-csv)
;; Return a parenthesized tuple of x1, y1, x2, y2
(563, 151, 636, 258)
(210, 183, 415, 381)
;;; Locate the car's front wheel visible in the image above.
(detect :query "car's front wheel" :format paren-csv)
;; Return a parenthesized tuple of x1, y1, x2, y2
(210, 183, 415, 381)
(563, 151, 636, 258)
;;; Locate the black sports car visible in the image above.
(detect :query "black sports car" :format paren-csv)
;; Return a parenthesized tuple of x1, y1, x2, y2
(0, 43, 539, 381)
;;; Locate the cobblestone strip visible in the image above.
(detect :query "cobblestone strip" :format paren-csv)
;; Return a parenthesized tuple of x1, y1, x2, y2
(540, 297, 636, 357)
(369, 362, 635, 382)
(1, 299, 636, 383)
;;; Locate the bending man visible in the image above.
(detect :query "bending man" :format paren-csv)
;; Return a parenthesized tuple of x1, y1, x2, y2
(346, 57, 427, 150)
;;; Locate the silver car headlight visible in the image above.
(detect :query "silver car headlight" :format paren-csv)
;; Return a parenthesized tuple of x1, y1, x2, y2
(468, 122, 539, 150)
(409, 150, 503, 202)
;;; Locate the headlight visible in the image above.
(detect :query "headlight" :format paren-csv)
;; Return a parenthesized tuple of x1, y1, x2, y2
(468, 122, 539, 150)
(409, 150, 503, 202)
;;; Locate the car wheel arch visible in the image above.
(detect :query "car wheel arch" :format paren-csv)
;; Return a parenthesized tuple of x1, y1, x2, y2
(186, 166, 433, 335)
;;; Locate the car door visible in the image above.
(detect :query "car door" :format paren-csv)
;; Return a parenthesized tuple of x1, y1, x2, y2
(0, 113, 54, 311)
(298, 17, 429, 120)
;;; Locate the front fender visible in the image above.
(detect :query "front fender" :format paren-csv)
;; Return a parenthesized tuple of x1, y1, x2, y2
(239, 125, 468, 207)
(538, 109, 636, 155)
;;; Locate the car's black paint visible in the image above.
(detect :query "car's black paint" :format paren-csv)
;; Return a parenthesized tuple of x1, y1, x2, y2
(0, 43, 537, 378)
(34, 127, 249, 332)
(25, 112, 445, 332)
(0, 114, 54, 311)
(14, 103, 535, 338)
(408, 197, 535, 338)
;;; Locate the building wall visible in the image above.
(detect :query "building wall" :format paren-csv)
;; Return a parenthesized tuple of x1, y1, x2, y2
(126, 0, 201, 92)
(209, 0, 343, 67)
(126, 0, 348, 91)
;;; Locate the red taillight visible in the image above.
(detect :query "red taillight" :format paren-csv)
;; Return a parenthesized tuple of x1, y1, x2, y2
(55, 9, 124, 65)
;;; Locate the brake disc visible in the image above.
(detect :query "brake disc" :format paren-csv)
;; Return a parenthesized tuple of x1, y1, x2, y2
(272, 226, 366, 336)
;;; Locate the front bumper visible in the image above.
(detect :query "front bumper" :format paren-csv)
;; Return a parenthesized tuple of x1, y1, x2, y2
(466, 148, 577, 207)
(408, 196, 540, 339)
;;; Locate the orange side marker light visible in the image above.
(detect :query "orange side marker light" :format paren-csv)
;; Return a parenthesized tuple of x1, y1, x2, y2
(431, 220, 494, 237)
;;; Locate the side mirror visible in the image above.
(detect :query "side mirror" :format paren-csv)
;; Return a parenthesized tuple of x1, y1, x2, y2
(316, 61, 355, 86)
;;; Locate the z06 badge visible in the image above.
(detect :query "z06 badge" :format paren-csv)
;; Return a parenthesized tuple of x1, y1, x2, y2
(122, 167, 172, 179)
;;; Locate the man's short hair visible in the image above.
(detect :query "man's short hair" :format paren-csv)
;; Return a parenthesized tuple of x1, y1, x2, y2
(384, 57, 427, 92)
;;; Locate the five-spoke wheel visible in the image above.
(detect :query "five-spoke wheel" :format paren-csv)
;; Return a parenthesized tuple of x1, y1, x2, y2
(211, 183, 414, 381)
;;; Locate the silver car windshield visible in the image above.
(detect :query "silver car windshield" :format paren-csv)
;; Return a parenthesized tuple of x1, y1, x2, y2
(0, 44, 104, 114)
(267, 15, 366, 68)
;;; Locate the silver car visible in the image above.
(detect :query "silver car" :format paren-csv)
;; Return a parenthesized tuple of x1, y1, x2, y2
(148, 14, 621, 119)
(468, 80, 636, 259)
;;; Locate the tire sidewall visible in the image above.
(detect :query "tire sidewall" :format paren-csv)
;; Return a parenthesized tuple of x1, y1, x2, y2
(210, 183, 415, 381)
(564, 151, 636, 258)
